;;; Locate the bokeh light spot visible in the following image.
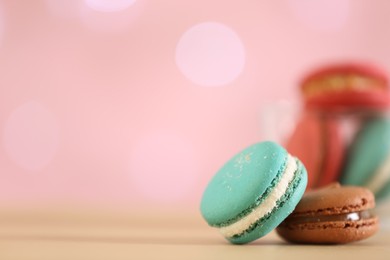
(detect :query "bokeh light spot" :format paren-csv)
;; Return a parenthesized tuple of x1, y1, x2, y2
(84, 0, 137, 12)
(3, 101, 60, 171)
(80, 0, 141, 32)
(176, 22, 246, 87)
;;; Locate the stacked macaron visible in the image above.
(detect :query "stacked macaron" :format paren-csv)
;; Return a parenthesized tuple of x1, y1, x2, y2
(200, 141, 379, 244)
(200, 62, 385, 245)
(286, 62, 390, 201)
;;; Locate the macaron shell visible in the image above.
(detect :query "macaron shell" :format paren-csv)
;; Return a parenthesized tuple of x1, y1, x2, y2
(291, 184, 375, 215)
(200, 142, 287, 226)
(341, 117, 390, 188)
(316, 116, 344, 187)
(301, 62, 388, 86)
(229, 160, 308, 244)
(286, 112, 323, 189)
(276, 217, 378, 244)
(305, 91, 390, 110)
(286, 113, 344, 189)
(375, 181, 390, 201)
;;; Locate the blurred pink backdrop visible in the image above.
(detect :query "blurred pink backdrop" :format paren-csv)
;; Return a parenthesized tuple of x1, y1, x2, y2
(1, 0, 390, 211)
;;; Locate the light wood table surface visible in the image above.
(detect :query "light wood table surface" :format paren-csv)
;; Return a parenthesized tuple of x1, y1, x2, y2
(1, 206, 390, 260)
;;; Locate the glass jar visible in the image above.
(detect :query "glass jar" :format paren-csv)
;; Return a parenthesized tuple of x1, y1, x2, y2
(287, 106, 390, 201)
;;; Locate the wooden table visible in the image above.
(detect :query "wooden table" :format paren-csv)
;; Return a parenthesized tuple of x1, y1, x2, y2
(1, 206, 390, 260)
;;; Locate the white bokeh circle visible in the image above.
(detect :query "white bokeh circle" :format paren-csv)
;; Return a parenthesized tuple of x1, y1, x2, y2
(45, 0, 140, 32)
(84, 0, 137, 12)
(3, 101, 60, 171)
(129, 131, 199, 203)
(287, 0, 350, 32)
(176, 22, 246, 87)
(79, 0, 141, 32)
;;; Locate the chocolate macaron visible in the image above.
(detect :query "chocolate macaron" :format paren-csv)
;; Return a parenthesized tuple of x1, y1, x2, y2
(276, 183, 378, 244)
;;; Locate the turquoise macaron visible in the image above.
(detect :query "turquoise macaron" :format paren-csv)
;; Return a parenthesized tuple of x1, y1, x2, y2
(200, 141, 308, 244)
(341, 117, 390, 201)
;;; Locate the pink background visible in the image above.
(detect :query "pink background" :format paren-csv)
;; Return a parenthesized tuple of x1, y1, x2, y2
(1, 0, 390, 212)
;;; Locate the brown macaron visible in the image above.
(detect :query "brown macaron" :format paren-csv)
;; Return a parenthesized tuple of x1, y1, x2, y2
(276, 183, 378, 244)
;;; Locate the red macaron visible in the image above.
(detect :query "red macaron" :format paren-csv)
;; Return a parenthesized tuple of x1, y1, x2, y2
(286, 112, 344, 189)
(301, 62, 390, 110)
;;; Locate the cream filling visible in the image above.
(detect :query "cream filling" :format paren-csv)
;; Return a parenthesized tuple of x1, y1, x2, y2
(303, 74, 384, 97)
(219, 155, 297, 238)
(283, 210, 375, 225)
(366, 153, 390, 193)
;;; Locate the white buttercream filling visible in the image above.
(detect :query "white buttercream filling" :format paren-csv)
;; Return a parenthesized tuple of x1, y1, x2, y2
(366, 153, 390, 193)
(219, 155, 298, 238)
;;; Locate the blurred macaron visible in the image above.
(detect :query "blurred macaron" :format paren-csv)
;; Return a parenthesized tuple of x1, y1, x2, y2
(301, 62, 390, 110)
(286, 111, 344, 189)
(341, 116, 390, 201)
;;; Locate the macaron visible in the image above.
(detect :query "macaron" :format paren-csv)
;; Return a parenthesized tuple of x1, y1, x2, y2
(286, 112, 323, 189)
(276, 183, 378, 244)
(301, 62, 390, 110)
(200, 141, 308, 244)
(316, 115, 345, 187)
(286, 112, 343, 189)
(341, 117, 390, 201)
